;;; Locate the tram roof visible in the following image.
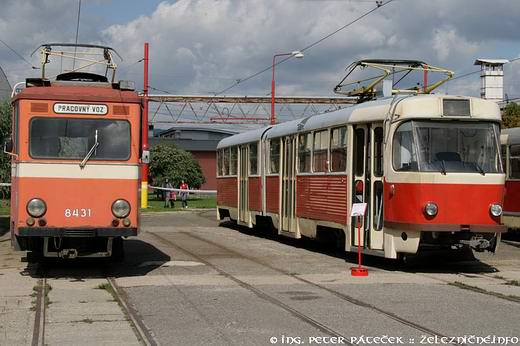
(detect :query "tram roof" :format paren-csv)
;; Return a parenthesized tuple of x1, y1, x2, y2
(502, 127, 520, 144)
(218, 94, 502, 148)
(12, 84, 142, 104)
(217, 126, 272, 149)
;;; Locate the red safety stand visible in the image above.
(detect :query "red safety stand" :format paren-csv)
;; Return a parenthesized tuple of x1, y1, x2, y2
(351, 215, 368, 276)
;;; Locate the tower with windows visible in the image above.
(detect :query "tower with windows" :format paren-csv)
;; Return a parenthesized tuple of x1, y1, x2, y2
(474, 59, 508, 102)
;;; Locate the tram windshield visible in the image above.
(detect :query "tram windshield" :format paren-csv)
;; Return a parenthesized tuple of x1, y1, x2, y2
(30, 118, 130, 160)
(393, 121, 502, 174)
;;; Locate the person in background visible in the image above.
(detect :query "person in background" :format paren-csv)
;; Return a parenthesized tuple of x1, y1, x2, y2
(180, 180, 189, 208)
(163, 179, 174, 208)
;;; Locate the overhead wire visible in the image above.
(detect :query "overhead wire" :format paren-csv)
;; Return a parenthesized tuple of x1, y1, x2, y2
(213, 0, 396, 95)
(0, 38, 38, 69)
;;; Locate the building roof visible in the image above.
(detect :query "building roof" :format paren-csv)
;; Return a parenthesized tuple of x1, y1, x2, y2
(474, 59, 509, 65)
(157, 125, 239, 137)
(0, 66, 11, 100)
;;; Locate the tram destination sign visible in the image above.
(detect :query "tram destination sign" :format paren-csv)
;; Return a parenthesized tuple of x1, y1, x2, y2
(54, 103, 108, 115)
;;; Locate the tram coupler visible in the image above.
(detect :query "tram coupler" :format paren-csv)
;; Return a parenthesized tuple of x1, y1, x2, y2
(459, 236, 491, 252)
(59, 249, 78, 259)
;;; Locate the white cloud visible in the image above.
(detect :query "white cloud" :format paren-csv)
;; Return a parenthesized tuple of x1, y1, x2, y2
(1, 0, 520, 103)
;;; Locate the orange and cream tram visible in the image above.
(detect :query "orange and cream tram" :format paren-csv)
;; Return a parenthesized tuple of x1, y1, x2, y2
(5, 44, 144, 260)
(501, 127, 520, 231)
(216, 60, 506, 259)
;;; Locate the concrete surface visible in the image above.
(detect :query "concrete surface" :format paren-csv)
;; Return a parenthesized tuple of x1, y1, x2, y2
(1, 210, 520, 346)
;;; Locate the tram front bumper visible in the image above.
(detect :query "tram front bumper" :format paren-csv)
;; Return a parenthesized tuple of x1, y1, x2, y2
(17, 227, 138, 237)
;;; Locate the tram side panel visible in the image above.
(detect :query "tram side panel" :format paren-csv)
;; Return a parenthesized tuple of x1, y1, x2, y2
(264, 175, 280, 227)
(217, 176, 238, 221)
(248, 176, 262, 222)
(296, 175, 348, 238)
(503, 179, 520, 228)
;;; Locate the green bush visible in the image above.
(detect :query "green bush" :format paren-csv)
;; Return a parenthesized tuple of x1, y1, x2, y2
(149, 144, 205, 188)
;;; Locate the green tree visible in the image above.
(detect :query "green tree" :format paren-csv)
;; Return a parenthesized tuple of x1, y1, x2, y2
(502, 102, 520, 128)
(149, 144, 205, 189)
(0, 100, 11, 184)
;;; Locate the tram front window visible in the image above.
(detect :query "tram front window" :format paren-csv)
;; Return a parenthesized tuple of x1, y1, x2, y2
(30, 117, 131, 160)
(393, 121, 502, 174)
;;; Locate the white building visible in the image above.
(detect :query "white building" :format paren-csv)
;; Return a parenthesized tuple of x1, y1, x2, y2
(474, 58, 509, 102)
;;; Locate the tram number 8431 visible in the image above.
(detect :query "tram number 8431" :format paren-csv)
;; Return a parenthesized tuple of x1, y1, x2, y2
(64, 208, 92, 218)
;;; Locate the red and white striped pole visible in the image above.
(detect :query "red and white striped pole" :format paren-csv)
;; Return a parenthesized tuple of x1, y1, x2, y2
(141, 42, 149, 208)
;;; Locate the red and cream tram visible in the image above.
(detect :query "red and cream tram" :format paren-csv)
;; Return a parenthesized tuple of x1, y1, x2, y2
(217, 88, 505, 258)
(501, 127, 520, 231)
(5, 44, 144, 260)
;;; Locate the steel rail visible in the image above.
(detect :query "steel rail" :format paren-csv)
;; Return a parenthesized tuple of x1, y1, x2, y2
(175, 231, 464, 346)
(147, 231, 351, 343)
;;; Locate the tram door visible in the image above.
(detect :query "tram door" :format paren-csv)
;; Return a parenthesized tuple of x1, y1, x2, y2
(280, 136, 297, 234)
(238, 145, 249, 224)
(351, 124, 384, 249)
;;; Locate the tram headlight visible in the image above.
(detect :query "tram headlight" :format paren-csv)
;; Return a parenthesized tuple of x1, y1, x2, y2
(424, 202, 438, 217)
(112, 199, 130, 218)
(27, 198, 47, 218)
(490, 204, 502, 217)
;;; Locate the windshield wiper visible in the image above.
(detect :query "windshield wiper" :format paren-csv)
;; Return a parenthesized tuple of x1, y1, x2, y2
(439, 160, 447, 175)
(79, 130, 99, 169)
(474, 162, 486, 176)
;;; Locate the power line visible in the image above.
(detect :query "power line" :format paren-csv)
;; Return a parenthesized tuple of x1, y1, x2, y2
(214, 0, 396, 95)
(72, 0, 82, 70)
(0, 38, 37, 69)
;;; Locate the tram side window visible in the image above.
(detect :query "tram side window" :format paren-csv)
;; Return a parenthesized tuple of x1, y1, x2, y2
(354, 128, 365, 176)
(313, 130, 328, 172)
(270, 139, 280, 174)
(249, 142, 258, 175)
(229, 147, 238, 175)
(223, 148, 230, 176)
(298, 133, 312, 173)
(374, 127, 384, 177)
(392, 122, 417, 171)
(330, 127, 347, 172)
(510, 145, 520, 179)
(217, 150, 223, 177)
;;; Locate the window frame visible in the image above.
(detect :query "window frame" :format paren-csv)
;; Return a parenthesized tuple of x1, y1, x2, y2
(330, 126, 348, 173)
(249, 142, 259, 176)
(229, 146, 238, 176)
(28, 116, 131, 161)
(312, 129, 329, 173)
(509, 144, 520, 180)
(268, 138, 281, 175)
(298, 132, 312, 174)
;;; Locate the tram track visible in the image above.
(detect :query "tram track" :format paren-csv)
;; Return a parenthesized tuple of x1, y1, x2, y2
(31, 274, 46, 346)
(148, 230, 463, 346)
(28, 262, 157, 346)
(105, 275, 159, 346)
(147, 231, 352, 344)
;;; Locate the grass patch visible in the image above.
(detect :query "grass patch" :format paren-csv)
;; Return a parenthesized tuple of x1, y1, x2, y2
(506, 280, 520, 287)
(141, 194, 216, 213)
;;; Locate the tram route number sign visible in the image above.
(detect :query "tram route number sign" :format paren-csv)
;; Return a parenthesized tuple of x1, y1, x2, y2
(54, 103, 108, 115)
(351, 203, 367, 217)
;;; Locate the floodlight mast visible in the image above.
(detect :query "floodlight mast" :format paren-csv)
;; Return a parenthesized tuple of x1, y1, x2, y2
(31, 43, 122, 82)
(334, 59, 454, 103)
